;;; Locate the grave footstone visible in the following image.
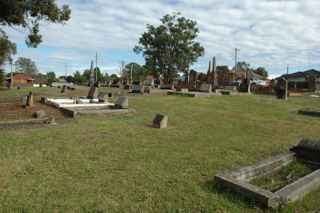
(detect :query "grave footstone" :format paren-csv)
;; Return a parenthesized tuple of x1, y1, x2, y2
(153, 114, 168, 129)
(33, 110, 47, 119)
(115, 96, 128, 109)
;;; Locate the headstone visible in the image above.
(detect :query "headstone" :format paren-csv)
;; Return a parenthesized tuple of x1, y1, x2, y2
(275, 78, 288, 100)
(108, 93, 113, 98)
(144, 86, 151, 94)
(40, 96, 48, 104)
(181, 88, 189, 93)
(87, 86, 98, 99)
(98, 92, 107, 103)
(26, 92, 34, 107)
(131, 84, 142, 93)
(32, 110, 47, 119)
(114, 96, 128, 109)
(153, 114, 168, 129)
(61, 85, 66, 93)
(199, 83, 212, 93)
(21, 95, 28, 107)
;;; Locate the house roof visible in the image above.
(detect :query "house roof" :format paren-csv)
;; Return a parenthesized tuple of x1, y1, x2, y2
(279, 69, 320, 80)
(6, 73, 34, 81)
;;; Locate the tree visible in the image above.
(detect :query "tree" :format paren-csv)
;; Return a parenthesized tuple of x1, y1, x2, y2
(0, 0, 71, 48)
(73, 71, 85, 84)
(134, 13, 204, 84)
(46, 72, 56, 85)
(0, 69, 5, 87)
(15, 57, 38, 75)
(0, 29, 16, 65)
(122, 62, 148, 82)
(254, 67, 268, 79)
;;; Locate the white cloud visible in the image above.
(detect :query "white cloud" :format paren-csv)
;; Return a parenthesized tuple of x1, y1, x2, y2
(3, 0, 320, 76)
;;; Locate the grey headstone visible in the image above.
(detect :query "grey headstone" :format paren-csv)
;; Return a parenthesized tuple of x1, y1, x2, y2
(98, 92, 107, 103)
(199, 83, 212, 93)
(33, 110, 47, 119)
(115, 96, 128, 109)
(153, 114, 168, 129)
(21, 95, 28, 107)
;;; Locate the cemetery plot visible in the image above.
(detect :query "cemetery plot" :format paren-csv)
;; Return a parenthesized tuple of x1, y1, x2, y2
(298, 108, 320, 117)
(215, 139, 320, 209)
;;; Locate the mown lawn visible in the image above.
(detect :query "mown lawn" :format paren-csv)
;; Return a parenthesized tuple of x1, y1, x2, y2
(0, 88, 320, 212)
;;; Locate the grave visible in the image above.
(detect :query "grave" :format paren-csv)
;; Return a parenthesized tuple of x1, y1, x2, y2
(298, 108, 320, 117)
(32, 110, 47, 119)
(131, 84, 142, 93)
(44, 93, 131, 118)
(61, 85, 66, 93)
(21, 92, 34, 108)
(153, 114, 168, 129)
(215, 139, 320, 209)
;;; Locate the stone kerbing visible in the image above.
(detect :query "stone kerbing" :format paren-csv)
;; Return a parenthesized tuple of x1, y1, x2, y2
(214, 152, 320, 209)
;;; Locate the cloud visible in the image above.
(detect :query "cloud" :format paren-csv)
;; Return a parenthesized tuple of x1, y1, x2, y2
(3, 0, 320, 76)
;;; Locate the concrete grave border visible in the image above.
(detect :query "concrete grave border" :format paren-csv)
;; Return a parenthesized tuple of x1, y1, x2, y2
(298, 108, 320, 117)
(0, 117, 55, 129)
(215, 152, 320, 209)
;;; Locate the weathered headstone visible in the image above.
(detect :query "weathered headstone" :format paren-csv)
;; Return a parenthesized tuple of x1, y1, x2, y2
(199, 83, 212, 93)
(181, 88, 189, 93)
(115, 96, 128, 109)
(131, 84, 142, 93)
(87, 86, 98, 99)
(26, 92, 34, 107)
(98, 92, 107, 103)
(40, 96, 48, 104)
(21, 95, 28, 107)
(153, 114, 168, 129)
(61, 85, 66, 93)
(275, 78, 288, 100)
(32, 110, 47, 119)
(144, 86, 151, 94)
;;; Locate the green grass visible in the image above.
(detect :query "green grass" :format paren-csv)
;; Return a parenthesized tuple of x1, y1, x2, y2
(1, 87, 320, 212)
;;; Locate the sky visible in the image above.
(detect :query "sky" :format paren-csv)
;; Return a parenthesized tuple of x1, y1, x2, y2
(3, 0, 320, 78)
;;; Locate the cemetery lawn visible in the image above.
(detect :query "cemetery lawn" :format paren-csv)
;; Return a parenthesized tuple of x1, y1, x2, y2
(1, 87, 320, 212)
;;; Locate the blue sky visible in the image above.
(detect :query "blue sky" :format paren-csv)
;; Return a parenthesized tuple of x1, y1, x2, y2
(3, 0, 320, 78)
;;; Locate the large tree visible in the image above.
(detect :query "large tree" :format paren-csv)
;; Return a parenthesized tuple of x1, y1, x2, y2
(15, 57, 38, 75)
(134, 13, 204, 84)
(122, 62, 147, 82)
(0, 29, 16, 65)
(0, 0, 71, 48)
(46, 71, 56, 85)
(0, 69, 5, 87)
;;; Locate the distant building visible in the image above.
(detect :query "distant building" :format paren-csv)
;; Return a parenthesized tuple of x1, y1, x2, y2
(5, 73, 34, 87)
(278, 69, 320, 92)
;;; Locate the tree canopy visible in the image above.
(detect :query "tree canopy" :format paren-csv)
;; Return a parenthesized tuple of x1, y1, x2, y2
(0, 29, 16, 65)
(134, 13, 204, 83)
(0, 0, 71, 48)
(15, 57, 38, 75)
(122, 62, 148, 82)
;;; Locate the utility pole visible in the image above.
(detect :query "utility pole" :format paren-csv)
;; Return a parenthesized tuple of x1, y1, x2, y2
(65, 64, 68, 78)
(10, 60, 14, 89)
(235, 48, 240, 73)
(285, 64, 289, 100)
(95, 52, 98, 83)
(130, 63, 133, 85)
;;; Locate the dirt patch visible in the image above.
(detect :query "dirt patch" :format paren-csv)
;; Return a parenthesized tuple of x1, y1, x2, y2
(0, 101, 66, 122)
